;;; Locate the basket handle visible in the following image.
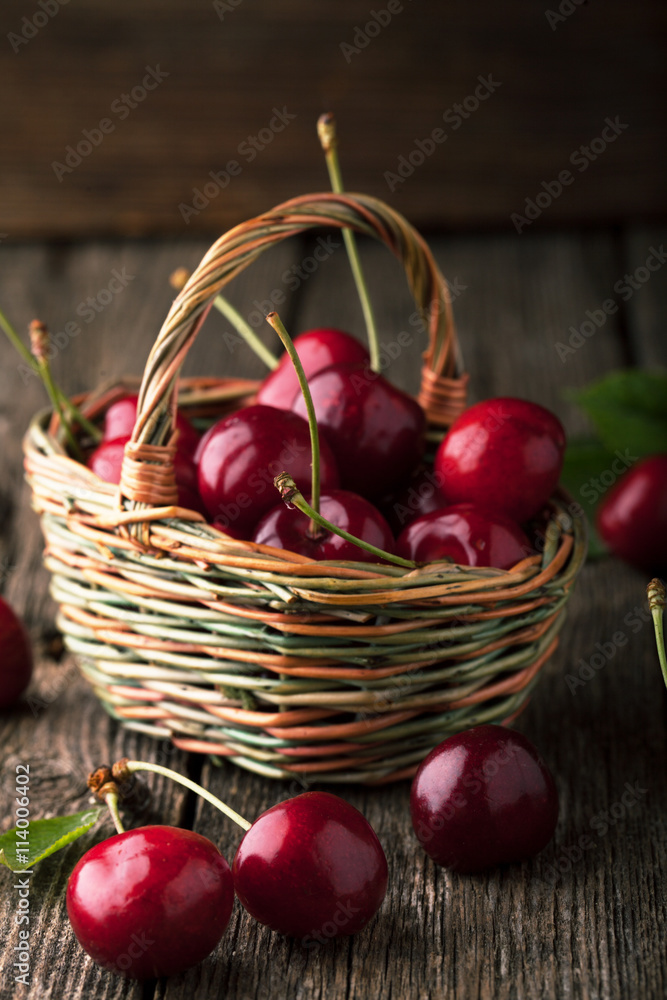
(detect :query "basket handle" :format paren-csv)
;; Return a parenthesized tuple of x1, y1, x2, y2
(120, 192, 468, 529)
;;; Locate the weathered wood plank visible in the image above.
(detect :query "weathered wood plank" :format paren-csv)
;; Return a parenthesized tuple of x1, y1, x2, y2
(0, 1, 664, 237)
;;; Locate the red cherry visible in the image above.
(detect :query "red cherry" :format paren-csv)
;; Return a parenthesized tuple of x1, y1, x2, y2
(232, 792, 388, 941)
(396, 503, 532, 569)
(380, 464, 448, 534)
(596, 454, 667, 575)
(0, 596, 32, 709)
(87, 436, 206, 513)
(196, 404, 339, 536)
(257, 328, 370, 410)
(103, 394, 201, 454)
(66, 825, 234, 979)
(253, 489, 395, 562)
(292, 362, 426, 500)
(435, 398, 566, 522)
(410, 725, 559, 873)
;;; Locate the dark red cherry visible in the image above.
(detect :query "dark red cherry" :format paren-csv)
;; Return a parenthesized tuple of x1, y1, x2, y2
(196, 404, 339, 536)
(292, 362, 426, 500)
(103, 394, 201, 454)
(596, 454, 667, 575)
(410, 725, 559, 873)
(380, 464, 448, 534)
(233, 791, 388, 941)
(435, 398, 566, 522)
(253, 489, 395, 562)
(257, 328, 370, 409)
(396, 503, 532, 569)
(87, 436, 204, 512)
(0, 596, 33, 709)
(66, 825, 234, 979)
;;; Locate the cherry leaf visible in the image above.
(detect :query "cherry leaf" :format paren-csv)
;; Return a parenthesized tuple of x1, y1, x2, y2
(568, 369, 667, 456)
(0, 807, 104, 872)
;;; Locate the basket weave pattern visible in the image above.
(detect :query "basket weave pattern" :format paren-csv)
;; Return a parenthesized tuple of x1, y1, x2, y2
(24, 194, 586, 784)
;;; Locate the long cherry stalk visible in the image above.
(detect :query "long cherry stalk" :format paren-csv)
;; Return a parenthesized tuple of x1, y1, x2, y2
(317, 113, 380, 372)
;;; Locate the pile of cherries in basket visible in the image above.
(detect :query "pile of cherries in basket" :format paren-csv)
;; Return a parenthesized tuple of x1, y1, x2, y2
(88, 326, 567, 568)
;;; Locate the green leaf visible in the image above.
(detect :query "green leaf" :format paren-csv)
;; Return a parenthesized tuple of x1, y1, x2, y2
(0, 807, 104, 872)
(568, 369, 667, 457)
(560, 439, 616, 559)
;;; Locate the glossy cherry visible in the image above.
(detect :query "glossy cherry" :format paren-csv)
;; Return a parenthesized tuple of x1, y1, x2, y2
(196, 404, 339, 535)
(596, 454, 667, 575)
(253, 489, 396, 562)
(292, 361, 426, 500)
(0, 596, 33, 709)
(435, 397, 566, 523)
(66, 825, 234, 979)
(87, 436, 205, 513)
(102, 394, 201, 454)
(396, 503, 532, 569)
(410, 725, 559, 873)
(256, 328, 370, 410)
(232, 791, 388, 941)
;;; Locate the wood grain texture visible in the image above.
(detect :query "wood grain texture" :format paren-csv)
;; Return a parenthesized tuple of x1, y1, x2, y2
(0, 226, 665, 999)
(0, 1, 665, 238)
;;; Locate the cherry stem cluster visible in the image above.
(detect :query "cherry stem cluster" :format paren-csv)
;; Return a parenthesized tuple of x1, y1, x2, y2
(317, 112, 380, 372)
(274, 472, 416, 569)
(648, 578, 667, 690)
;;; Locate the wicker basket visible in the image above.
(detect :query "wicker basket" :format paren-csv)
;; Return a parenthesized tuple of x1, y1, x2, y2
(24, 192, 586, 784)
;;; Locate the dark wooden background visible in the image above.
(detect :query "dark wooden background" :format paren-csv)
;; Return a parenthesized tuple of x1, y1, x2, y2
(0, 0, 665, 238)
(1, 3, 667, 998)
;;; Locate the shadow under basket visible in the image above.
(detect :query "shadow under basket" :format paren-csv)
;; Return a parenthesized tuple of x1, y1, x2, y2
(23, 192, 587, 784)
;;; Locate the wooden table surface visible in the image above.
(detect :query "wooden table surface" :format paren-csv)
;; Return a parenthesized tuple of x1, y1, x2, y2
(0, 223, 666, 999)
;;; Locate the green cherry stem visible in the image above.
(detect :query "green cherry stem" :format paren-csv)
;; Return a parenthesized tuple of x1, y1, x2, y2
(317, 112, 380, 372)
(170, 268, 279, 370)
(265, 311, 322, 535)
(0, 308, 101, 443)
(117, 759, 252, 832)
(102, 788, 126, 835)
(30, 321, 84, 461)
(648, 578, 667, 690)
(274, 472, 416, 569)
